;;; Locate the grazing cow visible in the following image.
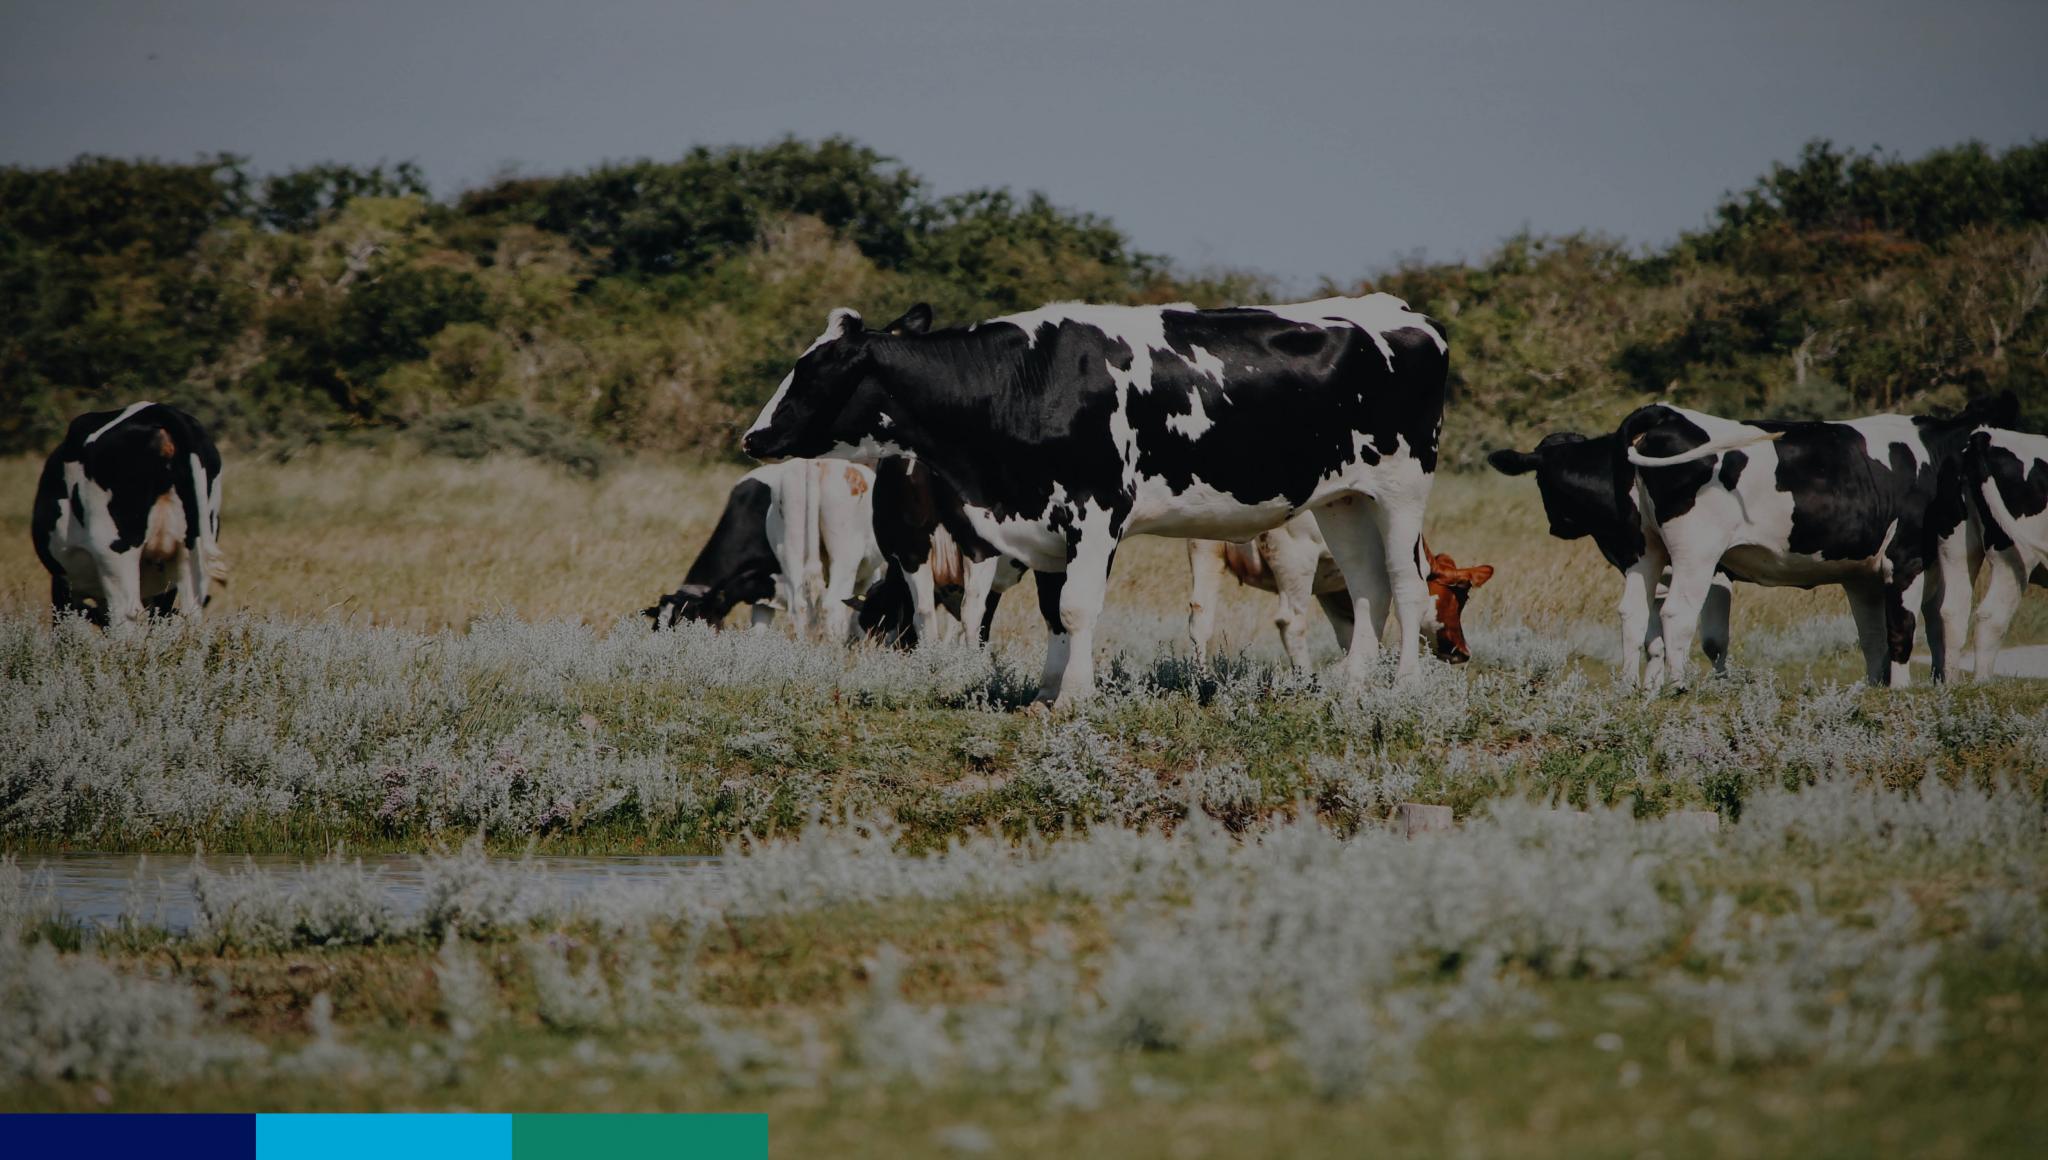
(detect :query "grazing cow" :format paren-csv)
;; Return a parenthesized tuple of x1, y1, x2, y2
(1620, 396, 2015, 689)
(644, 459, 885, 640)
(1949, 426, 2048, 680)
(1186, 516, 1492, 667)
(1487, 431, 1735, 685)
(32, 402, 224, 625)
(858, 457, 1026, 647)
(742, 296, 1449, 704)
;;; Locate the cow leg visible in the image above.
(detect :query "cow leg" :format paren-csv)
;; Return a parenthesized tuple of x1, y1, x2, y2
(1925, 520, 1979, 683)
(1618, 542, 1666, 688)
(1033, 570, 1070, 703)
(1312, 498, 1390, 683)
(1655, 553, 1719, 690)
(1186, 540, 1225, 665)
(1699, 573, 1733, 675)
(1370, 497, 1430, 680)
(1884, 569, 1925, 688)
(1263, 533, 1324, 672)
(749, 604, 778, 630)
(176, 539, 210, 617)
(1843, 578, 1891, 686)
(1315, 591, 1356, 653)
(821, 561, 862, 644)
(1052, 537, 1117, 705)
(1971, 548, 2027, 683)
(901, 560, 939, 644)
(960, 556, 999, 650)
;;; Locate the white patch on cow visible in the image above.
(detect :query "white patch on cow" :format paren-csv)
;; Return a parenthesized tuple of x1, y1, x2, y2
(745, 372, 795, 439)
(1161, 344, 1225, 441)
(84, 401, 157, 445)
(827, 436, 911, 461)
(1845, 414, 1927, 470)
(876, 413, 895, 429)
(1182, 343, 1226, 386)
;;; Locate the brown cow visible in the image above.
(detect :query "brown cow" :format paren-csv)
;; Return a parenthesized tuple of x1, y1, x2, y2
(1189, 515, 1492, 668)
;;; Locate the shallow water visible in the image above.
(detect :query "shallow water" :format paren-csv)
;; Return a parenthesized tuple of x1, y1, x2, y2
(11, 851, 721, 933)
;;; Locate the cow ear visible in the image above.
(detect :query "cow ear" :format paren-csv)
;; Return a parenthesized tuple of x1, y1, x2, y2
(1972, 389, 2021, 429)
(1486, 448, 1540, 476)
(843, 596, 865, 610)
(1467, 564, 1494, 588)
(881, 303, 933, 336)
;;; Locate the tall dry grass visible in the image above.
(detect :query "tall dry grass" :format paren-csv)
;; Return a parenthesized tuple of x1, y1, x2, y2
(4, 449, 2041, 658)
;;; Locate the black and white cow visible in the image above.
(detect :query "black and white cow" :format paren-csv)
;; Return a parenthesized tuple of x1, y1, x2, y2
(33, 402, 224, 625)
(858, 456, 1025, 647)
(741, 296, 1449, 703)
(644, 459, 885, 640)
(1620, 397, 2015, 688)
(1486, 430, 1734, 685)
(1951, 426, 2048, 680)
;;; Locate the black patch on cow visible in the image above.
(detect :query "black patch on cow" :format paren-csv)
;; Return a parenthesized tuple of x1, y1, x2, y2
(648, 477, 778, 626)
(1034, 569, 1065, 635)
(1717, 450, 1747, 490)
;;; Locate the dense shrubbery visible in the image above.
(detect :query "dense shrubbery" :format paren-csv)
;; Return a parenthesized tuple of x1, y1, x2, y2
(1369, 139, 2048, 465)
(3, 138, 2043, 467)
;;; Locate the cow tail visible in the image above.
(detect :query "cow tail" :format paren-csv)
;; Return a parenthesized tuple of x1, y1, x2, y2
(1626, 428, 1782, 468)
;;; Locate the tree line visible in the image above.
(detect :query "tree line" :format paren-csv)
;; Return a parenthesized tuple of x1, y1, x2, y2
(2, 136, 2042, 471)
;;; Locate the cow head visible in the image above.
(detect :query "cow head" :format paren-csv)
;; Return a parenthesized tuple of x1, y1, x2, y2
(1423, 549, 1493, 664)
(741, 303, 933, 462)
(845, 567, 919, 649)
(1486, 431, 1640, 564)
(643, 582, 733, 630)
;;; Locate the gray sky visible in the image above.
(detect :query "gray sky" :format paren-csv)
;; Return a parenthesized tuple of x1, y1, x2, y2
(4, 1, 2043, 287)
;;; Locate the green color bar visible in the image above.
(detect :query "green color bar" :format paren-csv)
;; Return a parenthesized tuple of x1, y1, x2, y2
(512, 1114, 767, 1160)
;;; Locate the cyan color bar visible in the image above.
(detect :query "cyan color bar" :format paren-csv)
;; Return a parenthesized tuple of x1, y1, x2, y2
(5, 1114, 255, 1159)
(256, 1113, 513, 1160)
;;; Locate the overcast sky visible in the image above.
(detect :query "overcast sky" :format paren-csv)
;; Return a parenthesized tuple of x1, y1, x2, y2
(4, 1, 2043, 287)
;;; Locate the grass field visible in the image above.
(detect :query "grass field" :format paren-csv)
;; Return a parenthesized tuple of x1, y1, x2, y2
(3, 449, 2046, 1155)
(8, 447, 2045, 653)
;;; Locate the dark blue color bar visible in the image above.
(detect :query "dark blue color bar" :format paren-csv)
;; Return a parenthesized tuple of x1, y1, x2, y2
(3, 1114, 256, 1160)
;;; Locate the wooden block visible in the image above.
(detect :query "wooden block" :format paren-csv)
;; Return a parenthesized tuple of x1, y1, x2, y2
(1668, 809, 1721, 834)
(1395, 802, 1454, 837)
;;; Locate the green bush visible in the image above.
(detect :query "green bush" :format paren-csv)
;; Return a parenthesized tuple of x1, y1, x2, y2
(2, 137, 2043, 464)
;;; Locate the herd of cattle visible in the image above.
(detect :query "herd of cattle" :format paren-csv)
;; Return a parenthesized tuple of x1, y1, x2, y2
(29, 294, 2048, 705)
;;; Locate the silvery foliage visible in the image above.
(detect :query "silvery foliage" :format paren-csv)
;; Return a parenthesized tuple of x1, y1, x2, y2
(0, 886, 262, 1082)
(189, 852, 401, 950)
(1663, 886, 1945, 1066)
(434, 925, 500, 1038)
(10, 609, 2048, 848)
(4, 763, 2040, 1098)
(0, 612, 995, 844)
